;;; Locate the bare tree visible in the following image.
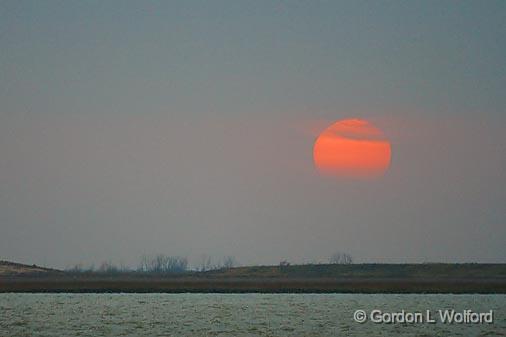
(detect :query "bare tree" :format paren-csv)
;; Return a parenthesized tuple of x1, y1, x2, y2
(138, 254, 188, 273)
(85, 264, 96, 273)
(138, 255, 149, 272)
(66, 263, 84, 273)
(66, 263, 95, 274)
(98, 261, 119, 273)
(279, 260, 290, 267)
(329, 252, 353, 264)
(222, 256, 237, 269)
(164, 256, 188, 273)
(199, 254, 214, 272)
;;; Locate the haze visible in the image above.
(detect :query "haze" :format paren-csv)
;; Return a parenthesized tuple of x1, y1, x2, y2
(1, 1, 505, 268)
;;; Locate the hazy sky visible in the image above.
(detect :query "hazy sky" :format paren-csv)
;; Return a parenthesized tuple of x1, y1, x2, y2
(1, 1, 505, 268)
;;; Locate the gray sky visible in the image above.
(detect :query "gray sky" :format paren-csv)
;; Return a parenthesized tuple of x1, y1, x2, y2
(1, 1, 505, 268)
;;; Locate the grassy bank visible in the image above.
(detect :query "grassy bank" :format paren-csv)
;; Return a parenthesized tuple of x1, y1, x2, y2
(1, 263, 505, 293)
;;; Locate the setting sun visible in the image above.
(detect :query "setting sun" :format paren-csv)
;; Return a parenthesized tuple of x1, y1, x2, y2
(313, 119, 391, 178)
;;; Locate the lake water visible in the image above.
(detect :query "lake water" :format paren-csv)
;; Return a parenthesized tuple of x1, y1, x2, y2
(0, 293, 504, 336)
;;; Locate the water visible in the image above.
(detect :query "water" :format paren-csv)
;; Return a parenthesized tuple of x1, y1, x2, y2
(0, 293, 504, 336)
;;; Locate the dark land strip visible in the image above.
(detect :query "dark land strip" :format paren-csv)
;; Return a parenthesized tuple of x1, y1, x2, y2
(1, 263, 505, 293)
(0, 277, 505, 294)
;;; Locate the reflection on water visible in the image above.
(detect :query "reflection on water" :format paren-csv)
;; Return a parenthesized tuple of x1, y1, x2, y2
(0, 293, 505, 336)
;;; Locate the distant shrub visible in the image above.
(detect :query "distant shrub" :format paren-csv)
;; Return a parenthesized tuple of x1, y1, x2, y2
(329, 252, 353, 264)
(279, 260, 290, 267)
(138, 255, 188, 273)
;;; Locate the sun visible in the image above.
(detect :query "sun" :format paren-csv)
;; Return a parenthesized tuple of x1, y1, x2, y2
(313, 119, 391, 178)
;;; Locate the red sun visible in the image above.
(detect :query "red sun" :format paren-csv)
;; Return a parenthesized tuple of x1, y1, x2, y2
(313, 119, 391, 178)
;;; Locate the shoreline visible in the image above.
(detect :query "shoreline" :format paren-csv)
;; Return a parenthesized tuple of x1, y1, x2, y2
(1, 277, 505, 294)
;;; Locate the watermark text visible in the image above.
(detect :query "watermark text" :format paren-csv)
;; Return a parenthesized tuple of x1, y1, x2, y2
(353, 309, 494, 324)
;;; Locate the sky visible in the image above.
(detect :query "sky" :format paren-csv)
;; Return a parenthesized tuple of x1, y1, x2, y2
(1, 1, 505, 268)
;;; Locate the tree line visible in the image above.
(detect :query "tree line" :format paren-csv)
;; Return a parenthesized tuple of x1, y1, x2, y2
(66, 251, 353, 274)
(66, 254, 239, 274)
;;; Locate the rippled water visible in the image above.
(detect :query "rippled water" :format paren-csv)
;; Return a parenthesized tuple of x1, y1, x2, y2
(0, 293, 504, 336)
